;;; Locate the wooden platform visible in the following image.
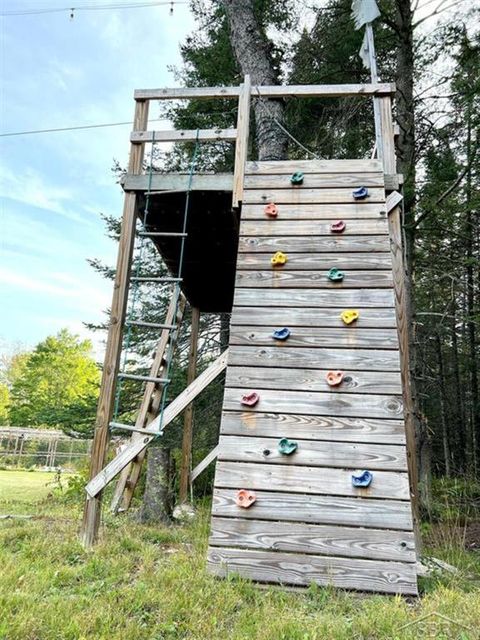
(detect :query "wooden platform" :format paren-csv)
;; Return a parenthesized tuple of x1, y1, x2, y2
(207, 160, 418, 595)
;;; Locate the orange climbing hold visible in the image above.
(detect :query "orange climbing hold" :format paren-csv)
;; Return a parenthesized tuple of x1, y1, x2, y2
(326, 370, 344, 386)
(271, 251, 288, 266)
(341, 309, 359, 325)
(235, 489, 256, 508)
(264, 203, 279, 218)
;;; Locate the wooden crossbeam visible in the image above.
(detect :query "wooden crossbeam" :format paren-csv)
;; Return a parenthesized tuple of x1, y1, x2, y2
(134, 83, 396, 101)
(131, 128, 237, 143)
(85, 349, 229, 498)
(190, 445, 219, 483)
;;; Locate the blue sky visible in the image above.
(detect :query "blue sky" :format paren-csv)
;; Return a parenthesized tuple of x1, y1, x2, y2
(0, 1, 195, 359)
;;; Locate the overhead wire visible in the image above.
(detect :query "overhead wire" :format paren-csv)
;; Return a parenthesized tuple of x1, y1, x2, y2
(1, 1, 186, 17)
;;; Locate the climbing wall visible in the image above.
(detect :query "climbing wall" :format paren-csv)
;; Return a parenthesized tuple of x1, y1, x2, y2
(207, 159, 418, 595)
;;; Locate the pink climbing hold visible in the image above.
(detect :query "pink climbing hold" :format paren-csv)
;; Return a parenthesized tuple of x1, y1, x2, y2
(241, 391, 260, 407)
(330, 220, 346, 233)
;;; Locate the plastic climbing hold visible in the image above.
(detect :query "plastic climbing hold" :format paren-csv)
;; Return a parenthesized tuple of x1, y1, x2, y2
(330, 220, 346, 233)
(340, 309, 359, 325)
(272, 327, 291, 341)
(352, 186, 369, 200)
(352, 470, 373, 487)
(271, 251, 288, 266)
(278, 438, 298, 455)
(290, 171, 304, 185)
(236, 489, 257, 508)
(327, 268, 344, 282)
(264, 203, 279, 218)
(241, 391, 260, 407)
(326, 370, 344, 387)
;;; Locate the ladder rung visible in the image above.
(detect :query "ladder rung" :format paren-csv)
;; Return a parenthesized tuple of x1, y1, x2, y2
(118, 373, 171, 384)
(127, 321, 177, 330)
(131, 277, 183, 283)
(109, 421, 162, 436)
(139, 231, 187, 238)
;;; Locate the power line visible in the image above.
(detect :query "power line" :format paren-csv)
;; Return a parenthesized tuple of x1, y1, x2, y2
(1, 1, 186, 17)
(0, 118, 169, 137)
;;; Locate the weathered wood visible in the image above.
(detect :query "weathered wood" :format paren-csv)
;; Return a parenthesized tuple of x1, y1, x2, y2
(241, 203, 387, 220)
(386, 190, 403, 213)
(215, 461, 410, 500)
(242, 187, 385, 204)
(190, 445, 219, 483)
(232, 75, 251, 208)
(237, 252, 392, 270)
(217, 435, 407, 471)
(238, 235, 390, 253)
(131, 128, 237, 143)
(223, 387, 403, 419)
(226, 366, 402, 394)
(244, 172, 384, 189)
(179, 307, 200, 503)
(239, 219, 388, 237)
(210, 518, 416, 562)
(122, 173, 233, 193)
(246, 159, 383, 174)
(229, 326, 400, 349)
(220, 412, 406, 445)
(207, 547, 417, 595)
(378, 96, 396, 174)
(230, 306, 397, 329)
(212, 489, 413, 530)
(85, 350, 229, 498)
(228, 345, 400, 371)
(233, 288, 394, 308)
(80, 99, 149, 548)
(235, 270, 392, 288)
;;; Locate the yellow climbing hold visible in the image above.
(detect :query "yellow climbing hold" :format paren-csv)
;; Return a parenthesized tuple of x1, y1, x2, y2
(341, 309, 359, 325)
(271, 251, 288, 266)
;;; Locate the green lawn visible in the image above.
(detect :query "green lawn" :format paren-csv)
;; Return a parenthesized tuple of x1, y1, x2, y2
(0, 469, 63, 503)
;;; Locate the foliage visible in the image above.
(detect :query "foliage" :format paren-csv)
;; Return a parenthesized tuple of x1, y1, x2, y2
(8, 330, 100, 438)
(0, 384, 9, 425)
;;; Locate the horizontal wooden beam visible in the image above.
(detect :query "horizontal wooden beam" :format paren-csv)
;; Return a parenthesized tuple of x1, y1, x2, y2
(190, 445, 219, 483)
(130, 128, 237, 143)
(134, 83, 396, 101)
(85, 350, 229, 498)
(122, 172, 233, 193)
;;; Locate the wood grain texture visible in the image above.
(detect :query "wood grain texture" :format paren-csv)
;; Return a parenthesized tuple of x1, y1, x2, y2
(223, 387, 404, 419)
(235, 270, 392, 289)
(229, 326, 399, 350)
(209, 517, 415, 562)
(214, 461, 410, 500)
(237, 252, 392, 270)
(240, 219, 388, 237)
(220, 411, 406, 444)
(230, 307, 397, 329)
(233, 288, 394, 308)
(228, 346, 401, 372)
(242, 187, 385, 204)
(240, 203, 387, 220)
(246, 160, 383, 174)
(212, 489, 413, 530)
(226, 366, 402, 395)
(238, 235, 390, 253)
(217, 435, 407, 471)
(207, 547, 418, 595)
(244, 173, 384, 189)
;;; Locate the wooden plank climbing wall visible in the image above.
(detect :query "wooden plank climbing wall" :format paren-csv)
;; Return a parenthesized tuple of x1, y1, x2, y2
(207, 159, 418, 595)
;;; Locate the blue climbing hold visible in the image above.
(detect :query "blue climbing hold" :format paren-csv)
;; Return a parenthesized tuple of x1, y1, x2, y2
(352, 470, 373, 487)
(352, 186, 369, 200)
(327, 268, 344, 282)
(290, 171, 304, 185)
(272, 327, 291, 341)
(278, 438, 298, 455)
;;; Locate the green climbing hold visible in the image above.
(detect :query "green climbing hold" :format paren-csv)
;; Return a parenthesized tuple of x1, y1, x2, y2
(278, 438, 298, 455)
(290, 171, 304, 185)
(327, 268, 344, 282)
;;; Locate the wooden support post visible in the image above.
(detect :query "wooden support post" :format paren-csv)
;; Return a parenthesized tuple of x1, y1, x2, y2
(179, 307, 200, 503)
(80, 98, 149, 548)
(232, 75, 251, 209)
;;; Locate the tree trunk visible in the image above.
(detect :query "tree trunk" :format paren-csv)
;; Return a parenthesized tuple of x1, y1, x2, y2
(436, 333, 451, 477)
(221, 0, 287, 160)
(138, 446, 173, 524)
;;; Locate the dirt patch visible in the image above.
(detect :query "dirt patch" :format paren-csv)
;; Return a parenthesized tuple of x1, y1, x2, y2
(464, 521, 480, 551)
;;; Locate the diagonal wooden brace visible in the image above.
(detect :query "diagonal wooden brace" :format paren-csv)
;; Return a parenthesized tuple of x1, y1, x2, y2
(85, 349, 229, 498)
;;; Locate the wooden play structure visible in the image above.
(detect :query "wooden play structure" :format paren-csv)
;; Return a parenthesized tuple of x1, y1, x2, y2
(81, 78, 419, 595)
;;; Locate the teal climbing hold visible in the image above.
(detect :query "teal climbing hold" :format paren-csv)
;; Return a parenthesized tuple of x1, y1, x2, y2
(278, 438, 298, 455)
(290, 171, 304, 185)
(327, 268, 344, 282)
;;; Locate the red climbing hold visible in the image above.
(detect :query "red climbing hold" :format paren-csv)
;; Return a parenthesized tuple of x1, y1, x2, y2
(330, 220, 346, 233)
(241, 391, 260, 407)
(264, 203, 278, 218)
(326, 370, 345, 387)
(236, 489, 257, 508)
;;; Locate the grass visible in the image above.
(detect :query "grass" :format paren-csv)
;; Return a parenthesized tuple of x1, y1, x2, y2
(0, 473, 479, 640)
(0, 469, 68, 503)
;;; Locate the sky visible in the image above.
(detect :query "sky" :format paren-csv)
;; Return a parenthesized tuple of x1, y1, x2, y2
(0, 0, 196, 360)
